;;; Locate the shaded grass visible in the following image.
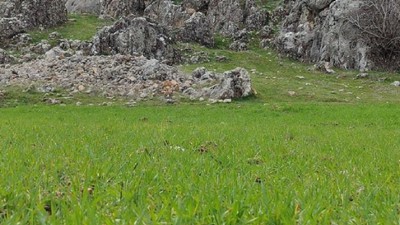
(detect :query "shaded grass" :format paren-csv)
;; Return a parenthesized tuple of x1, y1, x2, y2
(29, 14, 113, 44)
(0, 103, 399, 224)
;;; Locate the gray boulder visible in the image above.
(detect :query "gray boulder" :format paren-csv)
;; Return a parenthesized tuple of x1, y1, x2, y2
(276, 0, 370, 70)
(229, 29, 249, 51)
(0, 0, 67, 42)
(66, 0, 101, 14)
(144, 0, 190, 28)
(178, 12, 214, 47)
(206, 0, 268, 37)
(91, 16, 176, 63)
(0, 17, 25, 41)
(101, 0, 145, 18)
(207, 67, 253, 100)
(181, 0, 209, 12)
(144, 1, 214, 46)
(0, 0, 67, 28)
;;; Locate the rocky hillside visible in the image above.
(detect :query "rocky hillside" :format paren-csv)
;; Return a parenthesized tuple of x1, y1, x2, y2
(2, 0, 399, 104)
(276, 0, 394, 71)
(66, 0, 269, 39)
(0, 0, 262, 102)
(0, 0, 67, 42)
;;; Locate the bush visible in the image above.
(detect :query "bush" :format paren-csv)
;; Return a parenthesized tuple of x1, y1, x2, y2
(348, 0, 400, 70)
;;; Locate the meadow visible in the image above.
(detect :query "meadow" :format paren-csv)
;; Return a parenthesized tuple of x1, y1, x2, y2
(1, 103, 399, 224)
(1, 14, 400, 224)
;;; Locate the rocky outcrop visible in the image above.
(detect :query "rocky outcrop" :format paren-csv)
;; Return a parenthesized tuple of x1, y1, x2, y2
(0, 0, 67, 28)
(0, 0, 67, 42)
(0, 17, 26, 41)
(178, 12, 214, 47)
(66, 0, 101, 14)
(144, 0, 190, 28)
(276, 0, 370, 70)
(188, 67, 253, 100)
(101, 0, 145, 18)
(0, 53, 252, 101)
(144, 1, 214, 47)
(203, 0, 269, 37)
(0, 54, 182, 99)
(98, 0, 267, 40)
(207, 68, 253, 100)
(91, 16, 177, 64)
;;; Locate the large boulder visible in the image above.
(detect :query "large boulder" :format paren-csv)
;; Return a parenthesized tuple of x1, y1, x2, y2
(66, 0, 101, 14)
(0, 0, 67, 28)
(0, 17, 26, 41)
(0, 0, 67, 42)
(208, 67, 253, 100)
(276, 0, 370, 70)
(144, 0, 190, 28)
(191, 0, 268, 37)
(178, 12, 214, 47)
(91, 16, 177, 63)
(144, 1, 214, 47)
(101, 0, 145, 18)
(191, 67, 253, 100)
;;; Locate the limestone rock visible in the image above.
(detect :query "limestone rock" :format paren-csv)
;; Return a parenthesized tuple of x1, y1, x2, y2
(0, 0, 67, 42)
(229, 29, 249, 51)
(144, 0, 190, 28)
(192, 67, 216, 82)
(391, 81, 400, 87)
(179, 12, 214, 47)
(144, 1, 214, 47)
(0, 0, 67, 28)
(276, 0, 370, 70)
(101, 0, 145, 18)
(208, 68, 253, 99)
(206, 0, 268, 37)
(66, 0, 101, 14)
(91, 16, 176, 63)
(181, 0, 209, 13)
(0, 18, 26, 41)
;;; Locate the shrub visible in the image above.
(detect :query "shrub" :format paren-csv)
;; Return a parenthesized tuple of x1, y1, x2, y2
(348, 0, 400, 70)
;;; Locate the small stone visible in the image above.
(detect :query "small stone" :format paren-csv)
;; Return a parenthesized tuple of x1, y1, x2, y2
(49, 32, 61, 40)
(78, 85, 85, 92)
(391, 81, 400, 87)
(76, 102, 82, 106)
(356, 73, 368, 79)
(165, 98, 175, 104)
(215, 55, 227, 62)
(140, 93, 148, 98)
(288, 91, 296, 96)
(296, 76, 305, 79)
(47, 98, 61, 104)
(209, 99, 217, 104)
(199, 97, 205, 101)
(223, 99, 232, 103)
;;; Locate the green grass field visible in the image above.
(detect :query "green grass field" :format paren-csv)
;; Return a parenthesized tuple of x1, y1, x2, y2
(1, 14, 400, 224)
(0, 104, 399, 224)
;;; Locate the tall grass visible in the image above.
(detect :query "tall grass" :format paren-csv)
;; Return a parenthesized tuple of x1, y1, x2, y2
(0, 104, 399, 224)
